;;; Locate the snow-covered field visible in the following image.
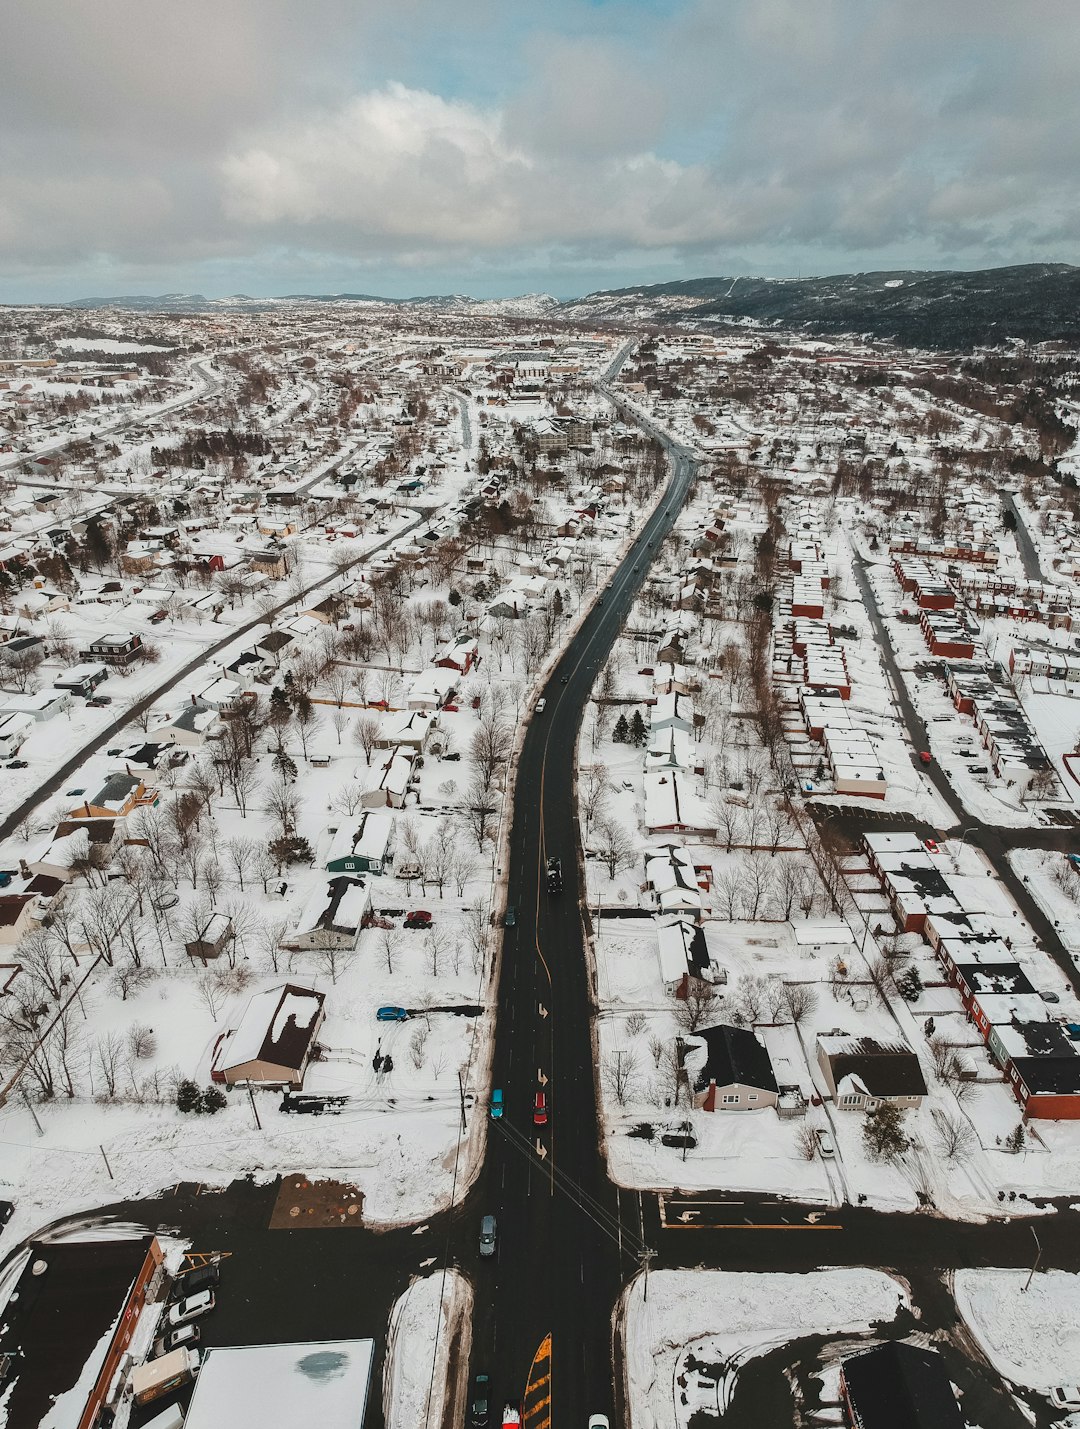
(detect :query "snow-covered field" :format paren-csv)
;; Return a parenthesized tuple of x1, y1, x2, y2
(623, 1268, 909, 1429)
(953, 1268, 1080, 1394)
(384, 1270, 471, 1429)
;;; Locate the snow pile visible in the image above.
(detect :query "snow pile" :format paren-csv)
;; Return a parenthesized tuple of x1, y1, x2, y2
(624, 1269, 908, 1429)
(953, 1268, 1080, 1391)
(384, 1270, 471, 1429)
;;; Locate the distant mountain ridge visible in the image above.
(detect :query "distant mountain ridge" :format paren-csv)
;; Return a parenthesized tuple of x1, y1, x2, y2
(49, 264, 1080, 347)
(563, 263, 1080, 348)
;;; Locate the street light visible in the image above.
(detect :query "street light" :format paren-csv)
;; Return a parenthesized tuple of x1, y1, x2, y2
(953, 826, 980, 869)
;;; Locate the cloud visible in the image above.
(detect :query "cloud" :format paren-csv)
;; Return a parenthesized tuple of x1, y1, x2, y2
(3, 0, 1080, 297)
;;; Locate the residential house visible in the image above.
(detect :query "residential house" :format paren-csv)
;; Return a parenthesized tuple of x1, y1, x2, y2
(20, 819, 114, 883)
(290, 876, 372, 951)
(150, 704, 221, 748)
(0, 711, 33, 758)
(405, 668, 458, 711)
(325, 812, 395, 875)
(816, 1036, 928, 1111)
(681, 1024, 779, 1111)
(841, 1341, 963, 1429)
(68, 772, 157, 820)
(211, 983, 326, 1088)
(360, 748, 414, 809)
(376, 710, 435, 752)
(0, 893, 39, 946)
(0, 689, 73, 723)
(643, 771, 716, 836)
(655, 917, 726, 996)
(184, 912, 234, 965)
(82, 632, 142, 667)
(435, 634, 480, 675)
(53, 663, 109, 698)
(644, 845, 704, 916)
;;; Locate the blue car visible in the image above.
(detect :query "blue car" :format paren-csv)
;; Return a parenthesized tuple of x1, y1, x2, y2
(376, 1006, 409, 1023)
(490, 1089, 504, 1119)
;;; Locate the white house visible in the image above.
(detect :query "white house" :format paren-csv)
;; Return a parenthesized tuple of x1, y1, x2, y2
(290, 876, 372, 950)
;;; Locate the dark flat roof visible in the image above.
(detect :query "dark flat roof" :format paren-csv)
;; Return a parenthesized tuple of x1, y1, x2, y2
(843, 1341, 963, 1429)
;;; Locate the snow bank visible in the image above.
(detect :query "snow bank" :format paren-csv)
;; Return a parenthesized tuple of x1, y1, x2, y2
(953, 1268, 1080, 1391)
(623, 1268, 908, 1429)
(384, 1269, 471, 1429)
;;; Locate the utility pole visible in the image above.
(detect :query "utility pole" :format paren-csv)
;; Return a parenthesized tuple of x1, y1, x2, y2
(99, 1145, 114, 1181)
(457, 1070, 467, 1133)
(640, 1246, 657, 1304)
(247, 1084, 262, 1132)
(1022, 1227, 1042, 1293)
(21, 1089, 43, 1136)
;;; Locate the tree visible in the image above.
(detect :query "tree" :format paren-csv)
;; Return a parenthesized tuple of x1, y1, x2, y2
(1005, 1123, 1026, 1154)
(353, 714, 381, 765)
(602, 1048, 640, 1107)
(895, 966, 923, 1002)
(796, 1124, 820, 1161)
(932, 1107, 977, 1163)
(862, 1101, 909, 1163)
(781, 982, 818, 1025)
(675, 980, 717, 1032)
(611, 712, 630, 744)
(629, 709, 648, 747)
(471, 708, 512, 788)
(580, 765, 610, 835)
(595, 818, 635, 880)
(461, 774, 498, 848)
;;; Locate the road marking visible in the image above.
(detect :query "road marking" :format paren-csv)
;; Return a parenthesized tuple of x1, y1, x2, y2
(535, 1138, 548, 1161)
(664, 1222, 843, 1231)
(677, 1210, 699, 1223)
(538, 1003, 548, 1018)
(537, 1067, 548, 1085)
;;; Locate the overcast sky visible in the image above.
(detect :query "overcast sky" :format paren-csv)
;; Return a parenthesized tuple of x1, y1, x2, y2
(3, 0, 1079, 301)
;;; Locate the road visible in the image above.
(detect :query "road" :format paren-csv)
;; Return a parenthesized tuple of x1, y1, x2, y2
(1003, 491, 1048, 584)
(850, 556, 1080, 999)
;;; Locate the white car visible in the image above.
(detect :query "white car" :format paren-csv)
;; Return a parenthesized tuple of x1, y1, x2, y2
(818, 1131, 835, 1158)
(1050, 1387, 1080, 1409)
(588, 1417, 610, 1429)
(167, 1289, 216, 1327)
(535, 698, 546, 713)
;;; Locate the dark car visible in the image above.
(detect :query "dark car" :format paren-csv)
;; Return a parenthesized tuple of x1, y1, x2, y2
(5, 760, 27, 770)
(470, 1372, 491, 1429)
(172, 1262, 220, 1298)
(503, 906, 517, 928)
(546, 857, 562, 895)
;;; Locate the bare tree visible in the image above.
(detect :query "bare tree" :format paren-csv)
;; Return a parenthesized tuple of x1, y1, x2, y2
(379, 926, 400, 975)
(932, 1106, 977, 1162)
(781, 982, 818, 1026)
(94, 1031, 127, 1099)
(602, 1048, 640, 1107)
(595, 818, 636, 880)
(580, 766, 610, 835)
(675, 981, 717, 1033)
(353, 714, 381, 765)
(225, 836, 260, 891)
(796, 1124, 819, 1161)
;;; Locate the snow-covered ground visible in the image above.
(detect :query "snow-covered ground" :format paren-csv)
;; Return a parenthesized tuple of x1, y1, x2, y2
(622, 1268, 909, 1429)
(953, 1268, 1080, 1395)
(384, 1270, 471, 1429)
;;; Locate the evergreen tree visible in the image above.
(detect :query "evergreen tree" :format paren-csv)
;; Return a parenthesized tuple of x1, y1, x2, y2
(199, 1087, 227, 1114)
(1006, 1123, 1026, 1154)
(612, 713, 630, 744)
(176, 1079, 202, 1115)
(552, 588, 564, 622)
(862, 1102, 908, 1163)
(629, 709, 648, 746)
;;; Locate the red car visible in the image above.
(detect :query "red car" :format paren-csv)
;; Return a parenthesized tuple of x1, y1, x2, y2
(925, 838, 939, 854)
(919, 751, 933, 765)
(533, 1091, 548, 1126)
(404, 910, 432, 929)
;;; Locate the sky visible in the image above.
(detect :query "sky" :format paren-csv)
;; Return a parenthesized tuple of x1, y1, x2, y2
(2, 0, 1080, 302)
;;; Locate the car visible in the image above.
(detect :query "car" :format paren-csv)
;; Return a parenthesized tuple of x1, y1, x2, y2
(817, 1131, 835, 1158)
(598, 597, 604, 604)
(173, 1263, 220, 1297)
(470, 1372, 491, 1429)
(5, 760, 27, 770)
(1050, 1386, 1080, 1409)
(503, 906, 517, 928)
(546, 857, 562, 895)
(918, 751, 933, 765)
(167, 1289, 215, 1327)
(404, 910, 432, 929)
(924, 838, 939, 854)
(153, 1322, 201, 1358)
(588, 1417, 611, 1429)
(149, 610, 168, 624)
(1041, 991, 1061, 1004)
(376, 1006, 409, 1022)
(560, 675, 568, 684)
(535, 698, 546, 714)
(533, 1091, 548, 1126)
(490, 1089, 504, 1119)
(444, 751, 461, 761)
(1068, 853, 1080, 872)
(479, 1214, 497, 1257)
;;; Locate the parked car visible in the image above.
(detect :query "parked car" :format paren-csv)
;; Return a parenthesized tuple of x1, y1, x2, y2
(589, 1416, 611, 1429)
(490, 1089, 504, 1119)
(1050, 1386, 1080, 1410)
(479, 1214, 497, 1258)
(470, 1372, 491, 1429)
(924, 838, 939, 854)
(5, 761, 27, 770)
(153, 1323, 201, 1358)
(817, 1131, 835, 1158)
(404, 910, 432, 929)
(167, 1289, 215, 1327)
(918, 751, 933, 765)
(535, 698, 546, 714)
(533, 1091, 548, 1126)
(172, 1262, 220, 1298)
(503, 906, 517, 928)
(376, 1006, 410, 1022)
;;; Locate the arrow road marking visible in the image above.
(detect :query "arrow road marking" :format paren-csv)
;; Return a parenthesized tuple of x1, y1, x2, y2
(678, 1210, 700, 1223)
(806, 1211, 826, 1224)
(538, 1003, 548, 1019)
(535, 1139, 548, 1160)
(420, 1256, 436, 1268)
(537, 1068, 549, 1086)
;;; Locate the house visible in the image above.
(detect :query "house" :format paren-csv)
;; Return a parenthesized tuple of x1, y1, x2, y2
(376, 709, 435, 752)
(681, 1024, 779, 1111)
(20, 819, 114, 883)
(249, 547, 289, 578)
(655, 917, 726, 995)
(405, 667, 458, 711)
(195, 677, 244, 711)
(291, 876, 372, 950)
(0, 711, 33, 757)
(0, 1236, 165, 1429)
(436, 634, 480, 675)
(0, 893, 39, 945)
(649, 691, 696, 736)
(53, 662, 109, 698)
(69, 772, 157, 820)
(841, 1341, 963, 1429)
(644, 845, 703, 916)
(151, 703, 221, 748)
(325, 812, 395, 875)
(82, 632, 142, 666)
(212, 983, 326, 1088)
(643, 772, 716, 836)
(185, 911, 234, 965)
(361, 748, 414, 809)
(991, 1018, 1080, 1120)
(0, 689, 73, 722)
(816, 1036, 928, 1110)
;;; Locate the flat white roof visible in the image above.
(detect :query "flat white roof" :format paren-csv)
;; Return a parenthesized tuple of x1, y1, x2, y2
(184, 1340, 374, 1429)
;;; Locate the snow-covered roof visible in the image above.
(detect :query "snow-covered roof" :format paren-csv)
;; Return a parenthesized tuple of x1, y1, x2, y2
(220, 983, 325, 1073)
(184, 1340, 374, 1429)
